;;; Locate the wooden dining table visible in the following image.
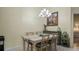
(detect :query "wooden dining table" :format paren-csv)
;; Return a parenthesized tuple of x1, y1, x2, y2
(22, 34, 58, 51)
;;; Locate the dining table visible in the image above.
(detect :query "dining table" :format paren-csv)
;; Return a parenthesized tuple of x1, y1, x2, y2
(22, 33, 58, 51)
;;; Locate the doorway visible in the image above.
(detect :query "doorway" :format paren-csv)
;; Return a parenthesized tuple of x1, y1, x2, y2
(73, 14, 79, 48)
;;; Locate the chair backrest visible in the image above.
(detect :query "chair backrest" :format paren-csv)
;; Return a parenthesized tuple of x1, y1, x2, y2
(21, 36, 28, 42)
(26, 32, 34, 36)
(49, 34, 57, 51)
(41, 35, 49, 44)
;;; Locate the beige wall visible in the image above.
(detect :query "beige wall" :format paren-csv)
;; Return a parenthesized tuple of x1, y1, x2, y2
(72, 7, 79, 14)
(0, 7, 72, 50)
(0, 7, 45, 50)
(0, 8, 23, 50)
(0, 9, 3, 35)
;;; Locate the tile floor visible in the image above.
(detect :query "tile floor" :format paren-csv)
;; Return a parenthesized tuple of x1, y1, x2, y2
(17, 45, 79, 51)
(57, 45, 79, 51)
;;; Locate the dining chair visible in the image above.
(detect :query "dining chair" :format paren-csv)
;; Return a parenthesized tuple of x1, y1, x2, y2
(27, 40, 33, 51)
(52, 34, 58, 51)
(22, 36, 33, 51)
(47, 33, 58, 51)
(26, 32, 29, 36)
(36, 35, 50, 51)
(29, 32, 34, 35)
(26, 32, 34, 36)
(48, 35, 54, 51)
(35, 32, 38, 35)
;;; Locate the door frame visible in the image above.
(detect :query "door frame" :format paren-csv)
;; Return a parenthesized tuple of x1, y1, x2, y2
(72, 12, 79, 47)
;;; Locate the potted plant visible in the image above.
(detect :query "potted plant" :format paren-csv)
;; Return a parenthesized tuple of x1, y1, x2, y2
(61, 32, 70, 47)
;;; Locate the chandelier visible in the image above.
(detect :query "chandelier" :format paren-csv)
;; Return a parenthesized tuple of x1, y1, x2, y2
(39, 9, 51, 17)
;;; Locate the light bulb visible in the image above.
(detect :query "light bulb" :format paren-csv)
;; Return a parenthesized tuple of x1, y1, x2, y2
(42, 15, 45, 17)
(43, 9, 46, 12)
(47, 13, 51, 17)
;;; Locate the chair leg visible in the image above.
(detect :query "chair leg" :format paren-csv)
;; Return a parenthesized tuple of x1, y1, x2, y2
(27, 44, 29, 51)
(23, 40, 25, 51)
(49, 43, 52, 51)
(46, 46, 48, 51)
(31, 45, 33, 51)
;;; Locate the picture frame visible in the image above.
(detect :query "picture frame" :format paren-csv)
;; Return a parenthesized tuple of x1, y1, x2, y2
(47, 12, 58, 26)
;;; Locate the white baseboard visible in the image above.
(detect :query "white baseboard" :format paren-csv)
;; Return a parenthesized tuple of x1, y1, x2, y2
(5, 45, 23, 51)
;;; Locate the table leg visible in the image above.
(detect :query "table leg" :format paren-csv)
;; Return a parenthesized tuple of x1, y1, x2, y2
(33, 43, 36, 51)
(23, 40, 25, 51)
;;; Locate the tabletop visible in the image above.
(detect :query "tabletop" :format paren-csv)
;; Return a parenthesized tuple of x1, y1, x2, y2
(23, 33, 57, 43)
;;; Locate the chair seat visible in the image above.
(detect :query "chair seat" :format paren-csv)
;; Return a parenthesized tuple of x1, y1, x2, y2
(36, 42, 50, 48)
(36, 42, 41, 48)
(28, 40, 33, 45)
(48, 40, 52, 44)
(28, 42, 33, 45)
